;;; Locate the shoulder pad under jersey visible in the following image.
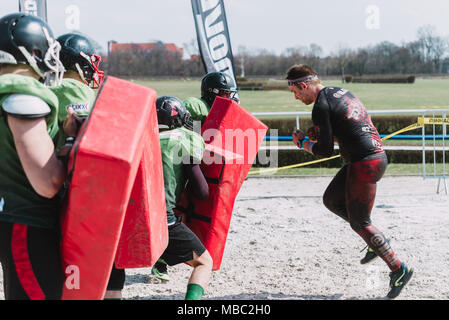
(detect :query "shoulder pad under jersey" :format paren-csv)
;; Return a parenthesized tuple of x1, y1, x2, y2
(2, 94, 51, 118)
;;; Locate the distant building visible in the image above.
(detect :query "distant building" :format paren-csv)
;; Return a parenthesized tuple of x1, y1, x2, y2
(107, 40, 183, 56)
(189, 54, 201, 61)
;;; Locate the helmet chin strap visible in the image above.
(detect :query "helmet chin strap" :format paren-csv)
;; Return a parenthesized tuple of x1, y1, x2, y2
(75, 63, 88, 83)
(77, 51, 91, 84)
(17, 46, 45, 79)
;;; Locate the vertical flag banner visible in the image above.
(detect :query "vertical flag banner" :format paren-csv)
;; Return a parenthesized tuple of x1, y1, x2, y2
(191, 0, 239, 100)
(19, 0, 48, 22)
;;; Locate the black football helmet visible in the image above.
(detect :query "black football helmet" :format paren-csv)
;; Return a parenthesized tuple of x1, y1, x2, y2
(156, 96, 193, 130)
(57, 33, 104, 88)
(200, 71, 239, 107)
(0, 13, 64, 86)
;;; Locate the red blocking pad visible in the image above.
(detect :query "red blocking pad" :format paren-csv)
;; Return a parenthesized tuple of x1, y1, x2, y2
(115, 111, 168, 269)
(175, 97, 268, 270)
(61, 76, 156, 300)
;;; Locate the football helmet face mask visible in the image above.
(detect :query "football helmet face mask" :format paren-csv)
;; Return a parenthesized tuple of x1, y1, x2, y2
(89, 53, 104, 89)
(200, 71, 239, 107)
(57, 33, 105, 89)
(156, 96, 193, 130)
(0, 13, 64, 87)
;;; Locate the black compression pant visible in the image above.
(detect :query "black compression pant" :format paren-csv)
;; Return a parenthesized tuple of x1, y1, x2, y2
(323, 154, 387, 231)
(322, 153, 402, 272)
(106, 264, 125, 291)
(0, 221, 64, 300)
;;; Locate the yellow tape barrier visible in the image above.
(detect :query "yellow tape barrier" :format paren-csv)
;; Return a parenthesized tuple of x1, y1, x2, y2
(417, 117, 449, 125)
(247, 118, 436, 176)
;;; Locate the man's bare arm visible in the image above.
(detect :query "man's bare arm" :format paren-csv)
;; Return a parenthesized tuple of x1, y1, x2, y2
(8, 115, 67, 198)
(184, 163, 209, 200)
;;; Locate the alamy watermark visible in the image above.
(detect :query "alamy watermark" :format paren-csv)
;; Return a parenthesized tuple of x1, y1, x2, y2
(365, 265, 381, 290)
(65, 4, 81, 30)
(65, 265, 80, 290)
(365, 5, 380, 30)
(166, 120, 279, 173)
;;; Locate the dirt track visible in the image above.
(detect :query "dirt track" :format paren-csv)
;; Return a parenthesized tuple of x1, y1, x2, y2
(1, 175, 448, 300)
(122, 175, 449, 300)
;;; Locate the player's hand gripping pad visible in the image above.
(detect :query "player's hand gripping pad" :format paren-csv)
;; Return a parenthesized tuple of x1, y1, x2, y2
(175, 97, 268, 270)
(61, 77, 157, 300)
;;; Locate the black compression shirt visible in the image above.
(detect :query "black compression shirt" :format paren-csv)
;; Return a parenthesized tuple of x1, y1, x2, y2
(311, 87, 384, 163)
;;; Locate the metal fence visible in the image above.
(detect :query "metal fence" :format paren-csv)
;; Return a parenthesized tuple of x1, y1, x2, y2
(419, 110, 448, 194)
(252, 109, 449, 194)
(251, 109, 440, 130)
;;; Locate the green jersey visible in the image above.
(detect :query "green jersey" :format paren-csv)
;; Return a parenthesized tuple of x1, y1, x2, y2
(159, 127, 205, 225)
(0, 74, 61, 229)
(183, 97, 210, 123)
(51, 78, 96, 149)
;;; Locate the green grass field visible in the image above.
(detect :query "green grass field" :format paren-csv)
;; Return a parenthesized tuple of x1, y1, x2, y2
(135, 78, 449, 113)
(135, 78, 449, 176)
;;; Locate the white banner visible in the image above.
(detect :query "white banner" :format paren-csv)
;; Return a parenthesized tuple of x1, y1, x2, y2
(19, 0, 48, 22)
(191, 0, 239, 97)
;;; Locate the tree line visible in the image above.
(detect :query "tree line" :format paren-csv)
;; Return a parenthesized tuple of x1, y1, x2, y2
(106, 25, 449, 78)
(106, 43, 204, 77)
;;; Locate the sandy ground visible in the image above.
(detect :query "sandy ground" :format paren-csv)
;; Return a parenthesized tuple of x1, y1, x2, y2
(1, 175, 449, 300)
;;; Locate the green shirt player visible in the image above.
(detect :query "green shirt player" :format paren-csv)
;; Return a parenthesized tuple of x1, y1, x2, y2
(0, 13, 79, 300)
(50, 33, 121, 300)
(51, 33, 104, 150)
(183, 71, 239, 124)
(155, 96, 213, 300)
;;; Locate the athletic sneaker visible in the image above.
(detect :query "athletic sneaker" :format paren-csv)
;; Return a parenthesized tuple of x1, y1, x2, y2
(360, 238, 391, 264)
(387, 262, 414, 299)
(151, 259, 170, 281)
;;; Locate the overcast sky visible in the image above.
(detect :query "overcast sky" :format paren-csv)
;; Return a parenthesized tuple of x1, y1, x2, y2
(2, 0, 449, 56)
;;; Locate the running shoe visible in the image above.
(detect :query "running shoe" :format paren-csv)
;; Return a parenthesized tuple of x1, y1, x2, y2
(360, 238, 391, 264)
(387, 262, 414, 299)
(151, 259, 170, 281)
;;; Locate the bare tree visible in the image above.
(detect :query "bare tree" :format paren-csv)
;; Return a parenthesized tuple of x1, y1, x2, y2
(417, 25, 437, 63)
(430, 36, 448, 72)
(106, 25, 448, 77)
(416, 25, 448, 72)
(308, 43, 323, 58)
(334, 45, 352, 82)
(236, 45, 250, 77)
(182, 38, 199, 58)
(353, 48, 369, 76)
